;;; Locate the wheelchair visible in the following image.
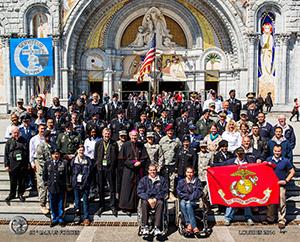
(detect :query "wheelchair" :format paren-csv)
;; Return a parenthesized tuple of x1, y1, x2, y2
(175, 196, 211, 237)
(137, 198, 168, 236)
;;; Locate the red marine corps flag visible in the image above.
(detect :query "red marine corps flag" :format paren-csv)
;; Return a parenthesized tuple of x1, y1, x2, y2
(207, 163, 279, 207)
(137, 34, 156, 84)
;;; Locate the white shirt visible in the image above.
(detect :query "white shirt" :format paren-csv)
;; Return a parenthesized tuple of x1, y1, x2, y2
(30, 134, 45, 166)
(84, 137, 101, 160)
(203, 99, 222, 112)
(222, 131, 240, 152)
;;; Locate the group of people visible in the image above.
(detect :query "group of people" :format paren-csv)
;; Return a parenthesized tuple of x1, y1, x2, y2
(3, 89, 295, 235)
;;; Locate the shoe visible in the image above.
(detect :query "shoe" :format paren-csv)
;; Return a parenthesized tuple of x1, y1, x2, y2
(224, 219, 230, 226)
(169, 192, 176, 202)
(193, 227, 200, 235)
(74, 210, 81, 225)
(95, 207, 104, 216)
(18, 195, 25, 202)
(278, 223, 285, 229)
(126, 211, 132, 216)
(262, 220, 274, 225)
(41, 206, 49, 215)
(247, 219, 254, 226)
(50, 221, 58, 227)
(153, 226, 161, 236)
(186, 224, 192, 232)
(84, 219, 90, 226)
(142, 225, 149, 235)
(59, 221, 66, 227)
(112, 209, 118, 217)
(5, 195, 14, 205)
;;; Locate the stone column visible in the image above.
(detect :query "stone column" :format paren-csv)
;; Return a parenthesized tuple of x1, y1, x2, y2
(273, 34, 281, 105)
(1, 34, 12, 105)
(280, 34, 290, 104)
(247, 33, 259, 93)
(52, 34, 61, 98)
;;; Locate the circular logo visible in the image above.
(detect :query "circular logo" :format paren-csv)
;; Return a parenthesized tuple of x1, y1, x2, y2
(14, 39, 49, 75)
(9, 216, 28, 235)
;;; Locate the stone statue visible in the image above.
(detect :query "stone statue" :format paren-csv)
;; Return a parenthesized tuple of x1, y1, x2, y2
(128, 7, 176, 48)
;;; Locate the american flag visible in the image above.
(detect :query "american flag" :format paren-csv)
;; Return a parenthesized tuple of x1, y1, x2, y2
(137, 34, 156, 83)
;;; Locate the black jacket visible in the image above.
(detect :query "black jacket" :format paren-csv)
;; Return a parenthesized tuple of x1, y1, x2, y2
(227, 98, 242, 121)
(94, 139, 119, 170)
(213, 150, 234, 164)
(175, 147, 197, 177)
(248, 135, 269, 159)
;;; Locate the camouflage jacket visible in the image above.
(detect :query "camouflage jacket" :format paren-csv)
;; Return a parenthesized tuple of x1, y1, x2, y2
(197, 150, 213, 182)
(144, 143, 164, 170)
(159, 135, 182, 166)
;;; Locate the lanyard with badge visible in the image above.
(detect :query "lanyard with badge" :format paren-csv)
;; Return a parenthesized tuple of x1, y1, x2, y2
(103, 141, 110, 166)
(77, 157, 84, 183)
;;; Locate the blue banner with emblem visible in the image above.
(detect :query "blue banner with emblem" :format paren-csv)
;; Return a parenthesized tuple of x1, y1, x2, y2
(10, 38, 53, 77)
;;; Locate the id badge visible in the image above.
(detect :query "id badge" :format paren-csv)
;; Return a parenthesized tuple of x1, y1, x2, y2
(103, 159, 107, 166)
(16, 154, 22, 161)
(77, 174, 83, 183)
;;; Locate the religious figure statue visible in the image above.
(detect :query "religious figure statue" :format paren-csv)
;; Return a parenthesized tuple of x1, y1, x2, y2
(35, 13, 48, 38)
(128, 7, 176, 48)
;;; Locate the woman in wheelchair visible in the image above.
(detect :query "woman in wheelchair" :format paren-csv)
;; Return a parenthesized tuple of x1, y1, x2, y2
(177, 167, 203, 235)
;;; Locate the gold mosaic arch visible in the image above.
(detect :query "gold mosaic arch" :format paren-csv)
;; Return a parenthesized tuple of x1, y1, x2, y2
(121, 16, 187, 47)
(85, 0, 218, 50)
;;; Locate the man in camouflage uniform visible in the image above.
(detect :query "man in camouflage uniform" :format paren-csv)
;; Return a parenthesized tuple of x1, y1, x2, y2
(12, 98, 26, 123)
(196, 109, 215, 138)
(56, 122, 82, 162)
(236, 110, 254, 133)
(144, 131, 164, 173)
(159, 125, 182, 201)
(35, 130, 57, 214)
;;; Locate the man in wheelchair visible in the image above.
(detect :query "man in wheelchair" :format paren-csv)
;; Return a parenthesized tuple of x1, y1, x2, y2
(177, 167, 203, 236)
(137, 164, 168, 236)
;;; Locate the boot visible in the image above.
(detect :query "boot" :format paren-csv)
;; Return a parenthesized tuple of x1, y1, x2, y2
(74, 209, 81, 225)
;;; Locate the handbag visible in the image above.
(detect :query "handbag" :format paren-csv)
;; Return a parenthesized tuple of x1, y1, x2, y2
(291, 107, 297, 115)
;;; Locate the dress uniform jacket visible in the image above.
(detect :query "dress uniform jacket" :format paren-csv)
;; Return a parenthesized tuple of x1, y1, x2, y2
(107, 101, 124, 122)
(175, 147, 197, 177)
(157, 118, 175, 135)
(34, 106, 48, 119)
(227, 98, 242, 121)
(184, 101, 202, 121)
(247, 109, 259, 124)
(189, 134, 202, 152)
(110, 118, 132, 141)
(127, 101, 145, 123)
(47, 105, 67, 120)
(176, 117, 194, 140)
(43, 159, 70, 194)
(216, 120, 227, 135)
(19, 124, 36, 143)
(56, 131, 82, 157)
(165, 101, 181, 120)
(213, 150, 234, 164)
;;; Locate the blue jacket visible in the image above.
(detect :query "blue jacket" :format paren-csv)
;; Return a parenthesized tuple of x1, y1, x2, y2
(70, 155, 92, 190)
(137, 175, 168, 200)
(268, 137, 293, 164)
(189, 134, 202, 152)
(211, 156, 255, 167)
(273, 124, 296, 149)
(85, 102, 106, 122)
(177, 177, 203, 202)
(258, 122, 274, 141)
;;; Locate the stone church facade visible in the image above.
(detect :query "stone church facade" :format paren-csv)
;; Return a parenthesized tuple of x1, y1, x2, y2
(0, 0, 299, 111)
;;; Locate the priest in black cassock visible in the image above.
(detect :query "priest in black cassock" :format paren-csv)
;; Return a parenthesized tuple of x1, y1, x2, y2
(118, 129, 148, 215)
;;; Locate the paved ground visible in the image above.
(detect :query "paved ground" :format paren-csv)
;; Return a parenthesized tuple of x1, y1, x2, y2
(0, 224, 299, 242)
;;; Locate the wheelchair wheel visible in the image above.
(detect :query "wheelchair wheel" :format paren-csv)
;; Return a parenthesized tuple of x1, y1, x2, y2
(137, 200, 143, 236)
(174, 199, 180, 227)
(162, 201, 168, 236)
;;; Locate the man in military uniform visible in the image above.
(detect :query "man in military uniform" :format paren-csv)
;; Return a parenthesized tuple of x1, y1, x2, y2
(153, 120, 163, 144)
(247, 101, 259, 124)
(86, 112, 107, 139)
(54, 109, 65, 132)
(127, 92, 145, 123)
(19, 114, 37, 143)
(43, 150, 71, 227)
(46, 118, 61, 143)
(208, 102, 218, 123)
(62, 102, 76, 123)
(175, 135, 197, 180)
(12, 98, 26, 123)
(159, 125, 182, 201)
(157, 108, 174, 135)
(56, 122, 82, 162)
(4, 127, 29, 204)
(188, 124, 202, 153)
(236, 110, 254, 133)
(175, 108, 194, 140)
(184, 92, 202, 121)
(216, 111, 227, 135)
(110, 109, 133, 141)
(196, 109, 215, 138)
(135, 111, 152, 130)
(227, 89, 242, 121)
(107, 93, 124, 122)
(165, 95, 181, 120)
(144, 131, 164, 173)
(35, 130, 57, 214)
(243, 92, 256, 110)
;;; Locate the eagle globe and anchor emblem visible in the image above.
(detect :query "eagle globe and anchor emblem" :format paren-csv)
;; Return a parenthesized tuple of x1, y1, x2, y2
(229, 169, 258, 198)
(14, 39, 49, 75)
